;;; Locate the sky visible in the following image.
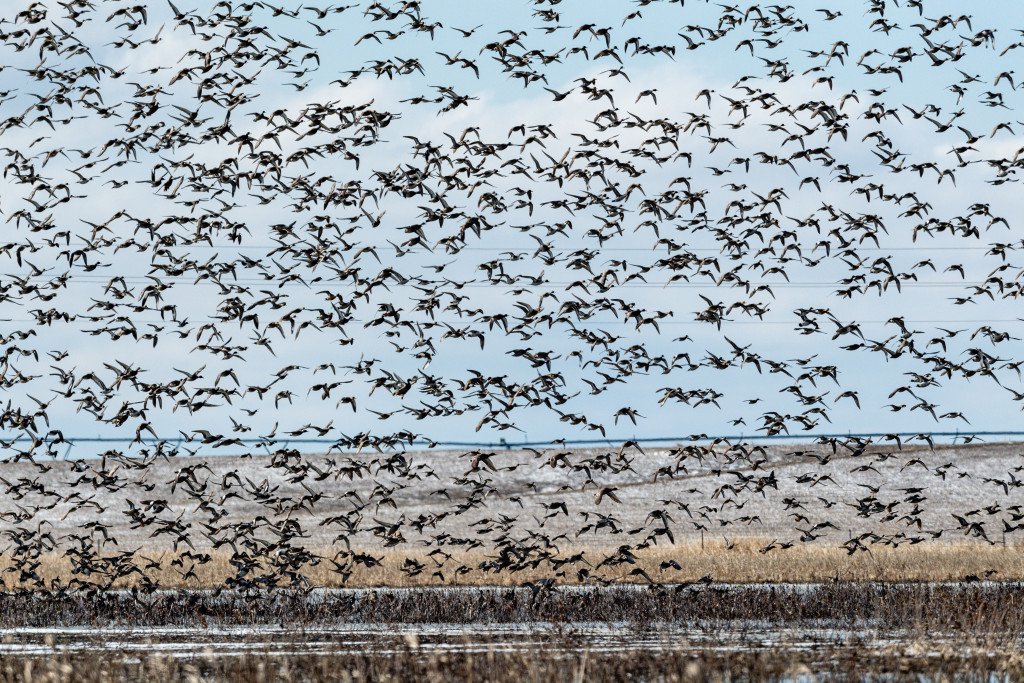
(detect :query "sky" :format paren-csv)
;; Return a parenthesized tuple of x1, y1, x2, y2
(1, 0, 1024, 456)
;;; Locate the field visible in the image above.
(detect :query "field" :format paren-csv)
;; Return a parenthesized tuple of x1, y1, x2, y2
(0, 583, 1022, 681)
(2, 538, 1023, 589)
(0, 440, 1022, 588)
(0, 442, 1022, 679)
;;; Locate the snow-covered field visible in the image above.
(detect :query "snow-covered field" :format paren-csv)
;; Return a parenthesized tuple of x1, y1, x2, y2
(1, 440, 1021, 553)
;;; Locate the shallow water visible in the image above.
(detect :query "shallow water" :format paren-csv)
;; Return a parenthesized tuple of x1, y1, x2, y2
(0, 622, 1015, 660)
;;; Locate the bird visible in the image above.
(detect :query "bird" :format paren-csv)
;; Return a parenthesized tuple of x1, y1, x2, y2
(0, 0, 1015, 599)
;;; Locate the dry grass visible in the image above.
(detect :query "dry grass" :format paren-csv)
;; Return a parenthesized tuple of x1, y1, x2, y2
(2, 538, 1021, 590)
(1, 603, 1023, 683)
(2, 581, 1023, 629)
(0, 582, 1021, 680)
(0, 642, 1021, 683)
(0, 643, 1021, 683)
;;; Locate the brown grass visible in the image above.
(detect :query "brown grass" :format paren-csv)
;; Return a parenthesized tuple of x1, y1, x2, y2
(2, 538, 1021, 590)
(0, 644, 1022, 683)
(1, 642, 1022, 683)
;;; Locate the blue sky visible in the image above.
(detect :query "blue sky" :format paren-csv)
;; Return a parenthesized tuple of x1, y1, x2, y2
(1, 1, 1024, 454)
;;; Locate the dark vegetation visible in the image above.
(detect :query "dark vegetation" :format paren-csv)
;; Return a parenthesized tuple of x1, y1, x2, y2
(2, 645, 1020, 683)
(0, 584, 1019, 681)
(0, 583, 1020, 629)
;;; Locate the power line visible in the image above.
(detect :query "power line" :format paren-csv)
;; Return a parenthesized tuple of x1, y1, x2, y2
(2, 318, 1023, 329)
(67, 241, 1008, 252)
(5, 430, 1021, 453)
(4, 275, 997, 289)
(3, 318, 1022, 326)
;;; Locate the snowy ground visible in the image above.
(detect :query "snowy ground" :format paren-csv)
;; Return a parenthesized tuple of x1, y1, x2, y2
(0, 440, 1021, 553)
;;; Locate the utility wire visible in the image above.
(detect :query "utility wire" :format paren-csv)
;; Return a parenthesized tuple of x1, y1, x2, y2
(4, 430, 1020, 453)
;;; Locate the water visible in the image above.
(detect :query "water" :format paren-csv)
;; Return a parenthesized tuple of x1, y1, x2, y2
(0, 622, 1014, 660)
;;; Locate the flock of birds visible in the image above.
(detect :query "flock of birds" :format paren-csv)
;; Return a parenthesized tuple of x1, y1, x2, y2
(0, 0, 1022, 592)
